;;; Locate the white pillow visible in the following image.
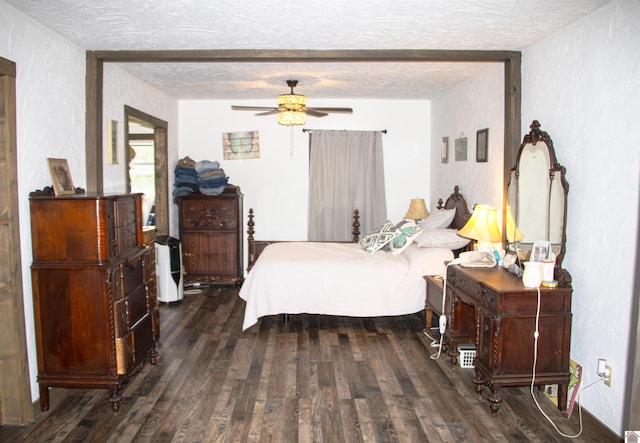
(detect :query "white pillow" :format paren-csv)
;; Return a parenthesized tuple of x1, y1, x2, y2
(415, 228, 471, 250)
(419, 208, 456, 230)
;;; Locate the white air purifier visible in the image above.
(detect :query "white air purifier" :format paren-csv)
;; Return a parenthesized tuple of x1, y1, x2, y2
(155, 236, 184, 303)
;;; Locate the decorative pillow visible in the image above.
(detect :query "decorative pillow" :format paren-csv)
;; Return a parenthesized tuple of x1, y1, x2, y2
(419, 208, 456, 230)
(359, 220, 398, 253)
(415, 228, 471, 250)
(388, 220, 423, 255)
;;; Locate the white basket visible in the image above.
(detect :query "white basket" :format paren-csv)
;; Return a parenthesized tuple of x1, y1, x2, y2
(458, 347, 476, 368)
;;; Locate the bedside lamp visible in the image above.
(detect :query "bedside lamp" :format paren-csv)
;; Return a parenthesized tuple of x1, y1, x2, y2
(404, 198, 429, 221)
(457, 204, 502, 252)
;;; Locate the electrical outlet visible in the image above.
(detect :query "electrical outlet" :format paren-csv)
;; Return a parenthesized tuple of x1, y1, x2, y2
(604, 364, 612, 387)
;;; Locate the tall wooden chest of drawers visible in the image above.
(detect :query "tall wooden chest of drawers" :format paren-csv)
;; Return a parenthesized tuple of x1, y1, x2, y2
(29, 191, 158, 412)
(178, 186, 244, 285)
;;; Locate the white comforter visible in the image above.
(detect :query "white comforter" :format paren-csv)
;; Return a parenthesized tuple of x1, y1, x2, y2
(238, 242, 453, 330)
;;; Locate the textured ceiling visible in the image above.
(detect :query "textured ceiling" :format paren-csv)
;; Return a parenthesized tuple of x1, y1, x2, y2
(5, 0, 611, 100)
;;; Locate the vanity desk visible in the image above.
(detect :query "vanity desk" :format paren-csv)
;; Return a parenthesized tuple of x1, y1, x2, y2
(446, 264, 572, 413)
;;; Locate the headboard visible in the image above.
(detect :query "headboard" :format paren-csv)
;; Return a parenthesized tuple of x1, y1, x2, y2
(437, 185, 472, 230)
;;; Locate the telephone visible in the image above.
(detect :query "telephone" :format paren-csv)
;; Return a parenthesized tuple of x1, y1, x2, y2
(457, 250, 497, 268)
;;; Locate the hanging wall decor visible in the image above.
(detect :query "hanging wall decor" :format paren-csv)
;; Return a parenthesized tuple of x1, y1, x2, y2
(223, 131, 260, 159)
(476, 128, 489, 163)
(107, 119, 118, 165)
(455, 133, 467, 161)
(441, 136, 449, 163)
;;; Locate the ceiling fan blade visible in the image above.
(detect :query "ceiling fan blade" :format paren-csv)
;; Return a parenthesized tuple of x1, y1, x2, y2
(305, 109, 329, 117)
(231, 105, 278, 111)
(307, 107, 353, 114)
(255, 110, 281, 116)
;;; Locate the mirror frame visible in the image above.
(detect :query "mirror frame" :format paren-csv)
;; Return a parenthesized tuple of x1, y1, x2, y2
(508, 120, 571, 287)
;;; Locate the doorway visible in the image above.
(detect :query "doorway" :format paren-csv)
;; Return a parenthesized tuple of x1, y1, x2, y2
(124, 105, 169, 236)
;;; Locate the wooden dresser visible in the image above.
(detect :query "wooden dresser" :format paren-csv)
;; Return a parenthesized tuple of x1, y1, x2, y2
(29, 191, 158, 412)
(178, 186, 243, 285)
(445, 265, 572, 413)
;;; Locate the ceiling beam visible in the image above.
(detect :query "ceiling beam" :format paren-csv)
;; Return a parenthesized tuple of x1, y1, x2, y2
(92, 49, 521, 64)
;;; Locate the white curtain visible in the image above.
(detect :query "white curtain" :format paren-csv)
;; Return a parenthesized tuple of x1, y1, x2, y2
(308, 130, 387, 241)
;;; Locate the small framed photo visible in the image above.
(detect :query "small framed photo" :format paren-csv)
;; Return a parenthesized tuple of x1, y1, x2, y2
(476, 128, 489, 163)
(503, 250, 518, 268)
(441, 136, 449, 163)
(47, 158, 76, 195)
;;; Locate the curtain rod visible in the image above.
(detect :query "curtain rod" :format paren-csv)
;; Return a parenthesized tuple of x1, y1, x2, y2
(302, 128, 387, 134)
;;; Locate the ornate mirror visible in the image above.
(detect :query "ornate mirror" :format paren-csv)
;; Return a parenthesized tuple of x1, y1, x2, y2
(506, 120, 571, 286)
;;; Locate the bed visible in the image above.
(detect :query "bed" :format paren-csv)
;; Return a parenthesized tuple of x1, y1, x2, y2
(239, 186, 472, 330)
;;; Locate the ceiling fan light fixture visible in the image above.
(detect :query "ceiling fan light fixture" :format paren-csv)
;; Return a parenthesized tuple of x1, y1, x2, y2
(277, 92, 306, 110)
(278, 110, 306, 126)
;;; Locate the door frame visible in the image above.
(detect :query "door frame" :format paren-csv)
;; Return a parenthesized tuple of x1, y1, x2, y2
(0, 56, 33, 424)
(124, 105, 169, 236)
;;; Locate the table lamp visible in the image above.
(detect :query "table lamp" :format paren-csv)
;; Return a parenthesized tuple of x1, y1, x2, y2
(457, 204, 502, 252)
(404, 198, 429, 221)
(505, 205, 524, 244)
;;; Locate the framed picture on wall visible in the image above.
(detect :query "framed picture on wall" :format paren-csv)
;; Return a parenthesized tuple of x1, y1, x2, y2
(476, 128, 489, 163)
(454, 134, 467, 161)
(107, 119, 118, 165)
(441, 137, 449, 163)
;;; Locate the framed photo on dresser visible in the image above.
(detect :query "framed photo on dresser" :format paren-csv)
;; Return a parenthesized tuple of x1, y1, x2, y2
(47, 158, 75, 195)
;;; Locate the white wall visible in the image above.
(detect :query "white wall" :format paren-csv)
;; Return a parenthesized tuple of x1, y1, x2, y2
(521, 0, 639, 435)
(0, 1, 180, 401)
(430, 63, 505, 213)
(1, 2, 87, 400)
(178, 99, 431, 245)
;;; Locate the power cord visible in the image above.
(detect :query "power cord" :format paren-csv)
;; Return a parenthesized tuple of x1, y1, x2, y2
(424, 259, 460, 360)
(529, 285, 605, 439)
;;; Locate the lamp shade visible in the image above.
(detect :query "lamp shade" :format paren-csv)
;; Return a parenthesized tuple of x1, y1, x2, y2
(404, 198, 429, 220)
(457, 204, 502, 243)
(278, 92, 307, 126)
(505, 205, 524, 242)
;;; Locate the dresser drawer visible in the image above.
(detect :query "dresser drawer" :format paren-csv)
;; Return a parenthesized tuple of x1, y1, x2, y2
(114, 298, 128, 337)
(448, 267, 482, 299)
(116, 223, 138, 255)
(111, 267, 123, 300)
(180, 198, 238, 230)
(122, 254, 144, 292)
(115, 332, 134, 375)
(115, 197, 137, 228)
(481, 288, 499, 311)
(183, 232, 238, 276)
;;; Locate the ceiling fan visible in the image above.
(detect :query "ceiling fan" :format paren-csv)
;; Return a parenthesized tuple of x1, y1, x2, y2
(231, 80, 353, 126)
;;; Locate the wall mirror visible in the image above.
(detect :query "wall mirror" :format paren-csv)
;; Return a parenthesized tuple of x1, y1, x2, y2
(506, 120, 571, 286)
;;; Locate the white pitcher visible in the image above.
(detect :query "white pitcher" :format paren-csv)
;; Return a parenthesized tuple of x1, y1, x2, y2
(522, 261, 543, 288)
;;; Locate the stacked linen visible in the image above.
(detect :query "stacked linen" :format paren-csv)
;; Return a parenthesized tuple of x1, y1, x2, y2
(173, 156, 199, 198)
(196, 160, 228, 195)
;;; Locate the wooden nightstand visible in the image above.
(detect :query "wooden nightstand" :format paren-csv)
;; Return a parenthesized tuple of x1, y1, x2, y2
(424, 274, 475, 365)
(424, 275, 444, 331)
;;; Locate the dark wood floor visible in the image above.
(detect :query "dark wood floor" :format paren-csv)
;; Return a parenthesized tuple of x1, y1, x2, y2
(1, 287, 619, 442)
